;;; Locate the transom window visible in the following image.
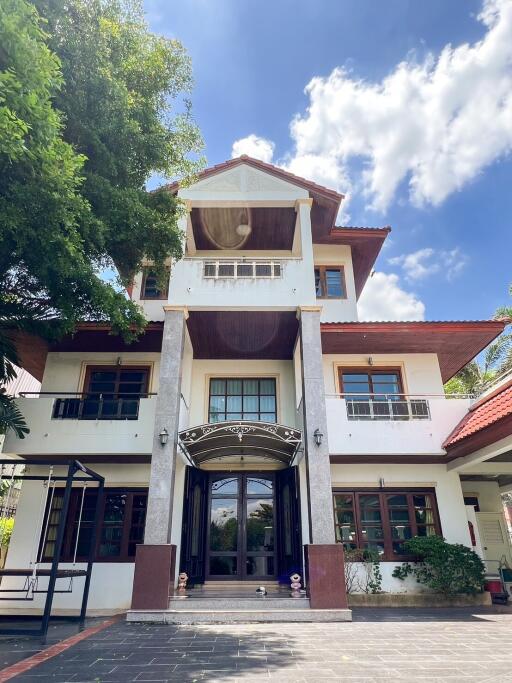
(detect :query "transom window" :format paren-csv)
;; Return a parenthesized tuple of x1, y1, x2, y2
(203, 260, 282, 279)
(333, 490, 440, 561)
(41, 488, 148, 562)
(208, 378, 277, 423)
(314, 266, 346, 299)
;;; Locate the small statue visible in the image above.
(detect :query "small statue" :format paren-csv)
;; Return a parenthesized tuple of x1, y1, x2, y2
(290, 573, 301, 596)
(178, 572, 188, 590)
(256, 586, 267, 595)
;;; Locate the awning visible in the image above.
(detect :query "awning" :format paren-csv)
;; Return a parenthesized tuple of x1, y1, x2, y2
(178, 421, 302, 467)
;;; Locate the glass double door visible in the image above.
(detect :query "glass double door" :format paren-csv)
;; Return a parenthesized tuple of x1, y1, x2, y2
(207, 473, 275, 580)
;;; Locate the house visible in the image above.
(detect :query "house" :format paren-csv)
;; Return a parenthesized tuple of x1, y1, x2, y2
(1, 155, 511, 620)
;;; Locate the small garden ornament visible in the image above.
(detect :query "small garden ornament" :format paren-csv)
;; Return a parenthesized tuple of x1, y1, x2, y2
(178, 572, 188, 591)
(290, 573, 301, 597)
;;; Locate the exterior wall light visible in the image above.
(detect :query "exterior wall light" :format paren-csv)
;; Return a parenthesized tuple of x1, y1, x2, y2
(159, 427, 169, 446)
(313, 428, 323, 447)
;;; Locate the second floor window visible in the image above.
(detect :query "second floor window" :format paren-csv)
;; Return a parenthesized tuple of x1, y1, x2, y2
(209, 378, 277, 423)
(314, 266, 346, 298)
(141, 269, 169, 299)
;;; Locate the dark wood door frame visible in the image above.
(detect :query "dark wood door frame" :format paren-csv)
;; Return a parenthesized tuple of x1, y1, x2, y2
(205, 472, 276, 581)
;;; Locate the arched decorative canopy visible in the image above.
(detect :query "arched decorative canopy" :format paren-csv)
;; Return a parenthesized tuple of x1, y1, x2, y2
(178, 421, 302, 467)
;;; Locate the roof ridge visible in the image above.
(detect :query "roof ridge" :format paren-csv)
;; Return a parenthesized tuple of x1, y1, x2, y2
(159, 155, 344, 200)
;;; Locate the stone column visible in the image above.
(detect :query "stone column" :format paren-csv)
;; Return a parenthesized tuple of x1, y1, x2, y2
(299, 306, 335, 544)
(131, 305, 187, 610)
(299, 306, 348, 610)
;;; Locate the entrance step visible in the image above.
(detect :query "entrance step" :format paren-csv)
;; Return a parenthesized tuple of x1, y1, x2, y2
(127, 608, 352, 624)
(169, 596, 310, 610)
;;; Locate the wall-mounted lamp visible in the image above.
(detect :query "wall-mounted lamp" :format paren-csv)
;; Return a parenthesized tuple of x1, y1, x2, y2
(116, 356, 122, 366)
(368, 356, 374, 366)
(379, 477, 385, 489)
(159, 427, 169, 446)
(313, 428, 323, 447)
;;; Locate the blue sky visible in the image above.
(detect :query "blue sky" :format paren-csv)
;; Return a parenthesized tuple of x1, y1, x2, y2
(144, 0, 511, 322)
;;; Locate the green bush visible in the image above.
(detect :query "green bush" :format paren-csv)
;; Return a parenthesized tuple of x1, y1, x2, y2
(392, 535, 485, 595)
(0, 518, 14, 547)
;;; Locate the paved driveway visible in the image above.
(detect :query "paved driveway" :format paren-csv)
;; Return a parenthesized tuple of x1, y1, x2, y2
(5, 608, 512, 682)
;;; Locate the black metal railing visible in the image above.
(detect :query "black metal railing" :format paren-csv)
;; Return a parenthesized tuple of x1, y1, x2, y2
(345, 396, 431, 421)
(18, 392, 157, 421)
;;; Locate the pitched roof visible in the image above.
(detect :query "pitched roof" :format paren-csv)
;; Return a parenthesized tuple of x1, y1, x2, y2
(163, 155, 344, 202)
(444, 379, 512, 449)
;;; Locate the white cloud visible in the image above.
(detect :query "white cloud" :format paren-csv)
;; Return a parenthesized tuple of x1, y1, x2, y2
(231, 134, 275, 163)
(358, 272, 426, 321)
(389, 247, 468, 281)
(233, 1, 512, 213)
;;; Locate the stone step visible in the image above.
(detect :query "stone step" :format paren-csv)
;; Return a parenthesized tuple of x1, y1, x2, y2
(169, 597, 310, 610)
(127, 608, 352, 624)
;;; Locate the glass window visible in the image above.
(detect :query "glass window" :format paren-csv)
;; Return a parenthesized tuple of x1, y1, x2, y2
(314, 266, 346, 299)
(208, 378, 277, 423)
(333, 490, 440, 560)
(141, 269, 169, 299)
(41, 489, 148, 562)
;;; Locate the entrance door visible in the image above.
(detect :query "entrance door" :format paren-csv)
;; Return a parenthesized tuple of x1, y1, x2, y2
(207, 473, 276, 580)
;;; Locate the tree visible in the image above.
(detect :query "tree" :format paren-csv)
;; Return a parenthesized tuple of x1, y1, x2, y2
(33, 0, 203, 282)
(0, 0, 202, 431)
(445, 334, 512, 396)
(445, 286, 512, 396)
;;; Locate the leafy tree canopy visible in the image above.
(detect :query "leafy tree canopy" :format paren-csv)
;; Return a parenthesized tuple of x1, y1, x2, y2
(0, 0, 203, 352)
(445, 286, 512, 396)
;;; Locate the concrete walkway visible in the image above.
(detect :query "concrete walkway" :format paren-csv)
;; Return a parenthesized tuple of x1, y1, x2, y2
(3, 608, 512, 682)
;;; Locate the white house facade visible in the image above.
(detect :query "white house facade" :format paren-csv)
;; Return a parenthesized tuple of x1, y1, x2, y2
(2, 156, 511, 621)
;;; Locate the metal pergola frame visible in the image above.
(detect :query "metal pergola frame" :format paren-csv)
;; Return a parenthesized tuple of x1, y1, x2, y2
(0, 459, 104, 637)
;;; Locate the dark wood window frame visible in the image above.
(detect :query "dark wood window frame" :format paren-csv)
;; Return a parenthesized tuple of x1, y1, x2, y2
(83, 365, 151, 396)
(332, 488, 442, 561)
(208, 377, 278, 423)
(314, 265, 347, 299)
(40, 488, 149, 563)
(338, 366, 405, 396)
(140, 268, 169, 300)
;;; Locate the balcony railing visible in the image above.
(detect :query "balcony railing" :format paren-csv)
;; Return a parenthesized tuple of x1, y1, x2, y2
(202, 259, 282, 280)
(21, 392, 156, 421)
(344, 395, 431, 421)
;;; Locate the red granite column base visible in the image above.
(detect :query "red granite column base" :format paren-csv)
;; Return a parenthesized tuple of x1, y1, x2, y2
(131, 544, 176, 610)
(304, 544, 348, 609)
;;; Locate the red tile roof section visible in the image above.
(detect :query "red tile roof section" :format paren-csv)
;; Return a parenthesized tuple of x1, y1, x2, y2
(163, 155, 344, 202)
(443, 379, 512, 448)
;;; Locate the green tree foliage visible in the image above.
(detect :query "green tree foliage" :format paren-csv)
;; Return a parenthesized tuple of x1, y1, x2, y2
(0, 0, 202, 431)
(1, 0, 202, 344)
(445, 333, 512, 396)
(33, 0, 203, 283)
(392, 535, 485, 595)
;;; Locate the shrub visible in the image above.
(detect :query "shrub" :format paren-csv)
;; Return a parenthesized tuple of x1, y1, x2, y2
(344, 548, 382, 594)
(0, 518, 14, 547)
(392, 535, 485, 595)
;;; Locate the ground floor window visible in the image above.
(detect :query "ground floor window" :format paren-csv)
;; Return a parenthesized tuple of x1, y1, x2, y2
(333, 489, 441, 561)
(41, 488, 148, 562)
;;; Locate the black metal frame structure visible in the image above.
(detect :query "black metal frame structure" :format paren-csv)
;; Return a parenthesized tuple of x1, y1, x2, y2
(0, 459, 104, 637)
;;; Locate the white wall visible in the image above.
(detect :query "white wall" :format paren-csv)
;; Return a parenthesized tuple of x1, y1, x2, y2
(313, 244, 358, 322)
(326, 397, 471, 456)
(2, 464, 150, 614)
(169, 257, 316, 310)
(322, 353, 445, 396)
(187, 359, 297, 428)
(330, 463, 471, 593)
(461, 480, 504, 513)
(41, 352, 161, 394)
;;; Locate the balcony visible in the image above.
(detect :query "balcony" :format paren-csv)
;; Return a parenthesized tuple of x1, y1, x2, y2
(326, 394, 472, 456)
(2, 393, 157, 456)
(169, 257, 317, 309)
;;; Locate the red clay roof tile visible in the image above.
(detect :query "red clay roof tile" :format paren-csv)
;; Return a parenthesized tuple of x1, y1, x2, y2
(444, 379, 512, 448)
